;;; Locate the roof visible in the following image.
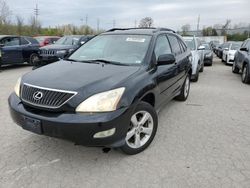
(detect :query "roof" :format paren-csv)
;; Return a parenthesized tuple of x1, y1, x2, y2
(103, 27, 176, 35)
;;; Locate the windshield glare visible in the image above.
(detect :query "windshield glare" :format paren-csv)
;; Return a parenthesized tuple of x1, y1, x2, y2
(231, 43, 242, 50)
(55, 36, 80, 45)
(69, 34, 152, 65)
(184, 39, 196, 50)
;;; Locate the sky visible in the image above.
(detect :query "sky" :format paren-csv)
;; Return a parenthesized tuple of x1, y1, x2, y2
(5, 0, 250, 31)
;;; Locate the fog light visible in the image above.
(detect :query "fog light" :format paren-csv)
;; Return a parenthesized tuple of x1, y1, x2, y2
(93, 128, 116, 138)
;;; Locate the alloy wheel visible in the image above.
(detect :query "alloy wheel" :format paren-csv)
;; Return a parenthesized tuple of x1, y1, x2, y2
(184, 76, 190, 98)
(242, 66, 247, 81)
(125, 111, 154, 149)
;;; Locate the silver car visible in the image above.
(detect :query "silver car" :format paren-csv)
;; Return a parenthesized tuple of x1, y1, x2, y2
(183, 36, 205, 82)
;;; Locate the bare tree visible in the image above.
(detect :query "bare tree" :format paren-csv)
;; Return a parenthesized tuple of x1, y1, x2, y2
(0, 0, 11, 24)
(221, 19, 231, 35)
(16, 15, 24, 35)
(181, 24, 191, 35)
(28, 15, 41, 35)
(138, 17, 153, 28)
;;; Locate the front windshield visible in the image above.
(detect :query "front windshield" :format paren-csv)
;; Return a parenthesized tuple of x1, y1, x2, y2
(184, 39, 196, 50)
(231, 43, 242, 50)
(69, 34, 152, 65)
(55, 36, 80, 45)
(203, 44, 210, 50)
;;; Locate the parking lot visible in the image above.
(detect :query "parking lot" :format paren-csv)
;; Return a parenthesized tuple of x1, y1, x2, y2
(0, 57, 250, 187)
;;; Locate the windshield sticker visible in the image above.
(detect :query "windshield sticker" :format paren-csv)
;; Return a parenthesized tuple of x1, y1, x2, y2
(126, 38, 145, 43)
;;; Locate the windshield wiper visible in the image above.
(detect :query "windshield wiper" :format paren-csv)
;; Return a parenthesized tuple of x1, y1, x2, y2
(64, 58, 98, 64)
(89, 59, 128, 66)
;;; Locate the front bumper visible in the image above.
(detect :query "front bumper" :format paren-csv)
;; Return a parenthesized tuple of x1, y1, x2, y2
(8, 93, 133, 147)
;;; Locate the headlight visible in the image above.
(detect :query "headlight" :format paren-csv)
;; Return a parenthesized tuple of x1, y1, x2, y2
(76, 87, 125, 112)
(56, 50, 67, 54)
(14, 77, 21, 97)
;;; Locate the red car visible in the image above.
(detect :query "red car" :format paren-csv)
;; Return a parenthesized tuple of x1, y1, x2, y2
(34, 36, 60, 47)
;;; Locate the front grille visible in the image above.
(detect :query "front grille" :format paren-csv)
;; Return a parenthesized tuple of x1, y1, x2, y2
(21, 83, 77, 109)
(40, 49, 56, 56)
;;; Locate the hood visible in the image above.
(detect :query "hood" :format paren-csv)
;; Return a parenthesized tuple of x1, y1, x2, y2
(228, 50, 236, 54)
(40, 44, 77, 50)
(22, 60, 140, 96)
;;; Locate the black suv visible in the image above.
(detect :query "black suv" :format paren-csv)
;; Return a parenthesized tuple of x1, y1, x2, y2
(0, 35, 40, 68)
(9, 28, 192, 154)
(38, 35, 93, 66)
(233, 38, 250, 84)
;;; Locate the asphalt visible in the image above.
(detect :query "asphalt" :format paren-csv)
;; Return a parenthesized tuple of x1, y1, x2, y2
(0, 57, 250, 188)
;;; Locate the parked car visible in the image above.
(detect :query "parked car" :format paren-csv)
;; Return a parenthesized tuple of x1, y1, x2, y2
(0, 35, 40, 68)
(233, 38, 250, 84)
(9, 28, 192, 155)
(217, 42, 232, 59)
(202, 43, 213, 66)
(34, 36, 60, 47)
(222, 41, 242, 65)
(214, 43, 222, 56)
(183, 36, 205, 82)
(210, 40, 220, 50)
(37, 35, 94, 66)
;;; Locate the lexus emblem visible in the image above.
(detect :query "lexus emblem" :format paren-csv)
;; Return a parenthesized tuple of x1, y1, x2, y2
(33, 91, 43, 100)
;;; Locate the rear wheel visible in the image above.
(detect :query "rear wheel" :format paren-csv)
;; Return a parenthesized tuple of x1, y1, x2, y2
(232, 61, 239, 73)
(242, 64, 250, 84)
(175, 75, 190, 101)
(29, 53, 39, 66)
(199, 63, 204, 72)
(191, 69, 199, 82)
(120, 102, 158, 155)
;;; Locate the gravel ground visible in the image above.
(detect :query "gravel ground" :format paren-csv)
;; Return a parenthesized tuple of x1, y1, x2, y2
(0, 57, 250, 188)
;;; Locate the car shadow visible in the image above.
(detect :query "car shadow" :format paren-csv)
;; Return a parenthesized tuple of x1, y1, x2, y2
(0, 64, 31, 72)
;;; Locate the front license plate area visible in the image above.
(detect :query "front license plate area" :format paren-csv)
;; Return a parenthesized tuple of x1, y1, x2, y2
(23, 116, 42, 134)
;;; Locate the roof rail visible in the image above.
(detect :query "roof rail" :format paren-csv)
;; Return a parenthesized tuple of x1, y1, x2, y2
(155, 28, 176, 33)
(106, 27, 176, 33)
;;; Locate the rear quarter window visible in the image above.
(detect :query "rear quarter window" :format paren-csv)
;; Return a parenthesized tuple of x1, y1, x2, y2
(168, 35, 182, 56)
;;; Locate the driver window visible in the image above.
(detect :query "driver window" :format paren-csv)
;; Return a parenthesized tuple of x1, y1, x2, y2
(154, 35, 171, 60)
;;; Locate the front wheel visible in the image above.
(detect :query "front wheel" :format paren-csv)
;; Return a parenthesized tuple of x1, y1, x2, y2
(242, 64, 250, 84)
(232, 62, 239, 73)
(120, 102, 158, 155)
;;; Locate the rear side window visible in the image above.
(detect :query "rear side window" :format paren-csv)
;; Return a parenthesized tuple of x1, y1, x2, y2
(168, 35, 182, 56)
(3, 37, 20, 46)
(178, 39, 187, 52)
(21, 38, 29, 45)
(154, 35, 172, 60)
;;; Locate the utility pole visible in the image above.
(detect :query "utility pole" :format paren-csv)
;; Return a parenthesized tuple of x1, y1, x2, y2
(97, 18, 100, 32)
(85, 15, 88, 26)
(34, 4, 39, 25)
(197, 14, 200, 36)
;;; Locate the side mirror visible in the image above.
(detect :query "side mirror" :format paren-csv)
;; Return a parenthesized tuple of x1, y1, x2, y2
(157, 54, 176, 66)
(80, 41, 85, 45)
(224, 48, 229, 51)
(240, 47, 248, 52)
(198, 46, 205, 50)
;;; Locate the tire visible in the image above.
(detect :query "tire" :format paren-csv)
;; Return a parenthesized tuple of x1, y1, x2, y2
(29, 53, 39, 66)
(199, 63, 204, 72)
(120, 102, 158, 155)
(242, 64, 250, 84)
(191, 70, 199, 82)
(232, 61, 239, 74)
(175, 75, 190, 101)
